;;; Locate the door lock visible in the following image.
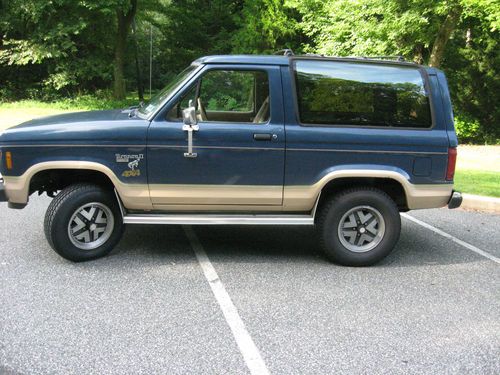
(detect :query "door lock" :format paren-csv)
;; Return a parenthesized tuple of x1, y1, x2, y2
(183, 124, 199, 158)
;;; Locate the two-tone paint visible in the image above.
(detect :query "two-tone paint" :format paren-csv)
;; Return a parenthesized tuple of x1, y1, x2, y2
(0, 55, 456, 213)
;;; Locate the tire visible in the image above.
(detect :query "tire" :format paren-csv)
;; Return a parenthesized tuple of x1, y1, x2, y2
(44, 183, 124, 262)
(317, 187, 401, 266)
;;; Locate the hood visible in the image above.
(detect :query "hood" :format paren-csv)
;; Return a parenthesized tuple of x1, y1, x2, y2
(9, 109, 131, 129)
(0, 109, 149, 145)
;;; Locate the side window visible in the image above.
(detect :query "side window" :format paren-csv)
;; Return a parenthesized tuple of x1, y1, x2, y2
(294, 60, 432, 128)
(167, 69, 270, 124)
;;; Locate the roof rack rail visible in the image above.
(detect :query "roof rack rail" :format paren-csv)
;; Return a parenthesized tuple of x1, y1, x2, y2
(274, 49, 294, 57)
(356, 55, 407, 62)
(304, 53, 326, 57)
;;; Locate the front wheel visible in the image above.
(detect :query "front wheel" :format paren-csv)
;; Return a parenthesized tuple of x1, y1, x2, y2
(317, 188, 401, 266)
(44, 184, 124, 262)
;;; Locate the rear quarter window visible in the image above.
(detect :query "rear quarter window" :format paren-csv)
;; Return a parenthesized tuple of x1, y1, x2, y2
(294, 60, 432, 128)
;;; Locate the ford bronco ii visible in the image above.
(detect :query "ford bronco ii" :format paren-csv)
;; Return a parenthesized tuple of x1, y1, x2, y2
(0, 53, 462, 266)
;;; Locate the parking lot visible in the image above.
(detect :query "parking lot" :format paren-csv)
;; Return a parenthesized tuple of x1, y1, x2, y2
(1, 195, 499, 375)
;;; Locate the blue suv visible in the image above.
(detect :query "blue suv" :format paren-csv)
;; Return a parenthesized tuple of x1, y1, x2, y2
(0, 54, 462, 265)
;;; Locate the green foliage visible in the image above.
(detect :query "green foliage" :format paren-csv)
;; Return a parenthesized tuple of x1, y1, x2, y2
(232, 0, 301, 53)
(0, 0, 115, 96)
(455, 115, 481, 143)
(143, 0, 244, 87)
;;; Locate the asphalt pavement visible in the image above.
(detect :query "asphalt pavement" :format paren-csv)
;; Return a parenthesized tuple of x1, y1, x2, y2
(0, 195, 499, 375)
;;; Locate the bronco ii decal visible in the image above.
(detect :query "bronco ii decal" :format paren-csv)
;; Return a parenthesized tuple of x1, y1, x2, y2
(115, 153, 144, 177)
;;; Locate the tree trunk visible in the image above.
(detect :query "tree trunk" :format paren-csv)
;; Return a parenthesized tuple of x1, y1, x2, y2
(113, 0, 138, 100)
(413, 44, 424, 65)
(429, 5, 462, 68)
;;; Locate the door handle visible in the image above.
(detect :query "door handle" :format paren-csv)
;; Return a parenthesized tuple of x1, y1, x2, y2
(183, 124, 199, 158)
(253, 133, 273, 141)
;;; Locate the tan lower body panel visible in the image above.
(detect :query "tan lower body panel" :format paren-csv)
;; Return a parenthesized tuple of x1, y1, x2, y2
(150, 181, 452, 212)
(3, 162, 453, 213)
(283, 182, 453, 211)
(149, 184, 283, 206)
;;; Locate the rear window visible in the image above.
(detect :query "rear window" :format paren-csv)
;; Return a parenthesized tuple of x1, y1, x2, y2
(294, 60, 432, 128)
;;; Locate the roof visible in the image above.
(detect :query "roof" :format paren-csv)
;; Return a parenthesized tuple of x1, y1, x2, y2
(193, 54, 423, 68)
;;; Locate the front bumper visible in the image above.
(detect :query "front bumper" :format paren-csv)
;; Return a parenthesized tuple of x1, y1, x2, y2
(448, 190, 462, 209)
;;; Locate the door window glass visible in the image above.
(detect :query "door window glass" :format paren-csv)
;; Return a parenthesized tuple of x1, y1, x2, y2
(168, 69, 270, 123)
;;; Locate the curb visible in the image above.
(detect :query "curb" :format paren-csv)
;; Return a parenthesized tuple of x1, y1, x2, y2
(461, 193, 500, 213)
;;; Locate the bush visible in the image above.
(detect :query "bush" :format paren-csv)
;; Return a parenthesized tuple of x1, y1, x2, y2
(455, 115, 481, 143)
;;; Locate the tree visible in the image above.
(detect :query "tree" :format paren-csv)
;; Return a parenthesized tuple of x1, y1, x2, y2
(287, 0, 465, 65)
(429, 4, 463, 67)
(231, 0, 302, 54)
(113, 0, 138, 99)
(0, 0, 497, 142)
(287, 0, 500, 142)
(0, 0, 115, 98)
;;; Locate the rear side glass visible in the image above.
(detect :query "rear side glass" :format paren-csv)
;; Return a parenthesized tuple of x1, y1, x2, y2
(294, 60, 432, 128)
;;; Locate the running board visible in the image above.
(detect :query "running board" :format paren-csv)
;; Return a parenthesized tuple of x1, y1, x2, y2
(123, 214, 314, 225)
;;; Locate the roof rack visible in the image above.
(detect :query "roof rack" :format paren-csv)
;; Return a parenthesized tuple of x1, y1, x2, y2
(273, 50, 411, 64)
(356, 55, 407, 62)
(274, 49, 294, 57)
(304, 53, 326, 57)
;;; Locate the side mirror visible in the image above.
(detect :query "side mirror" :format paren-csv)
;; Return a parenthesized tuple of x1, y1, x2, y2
(182, 105, 197, 126)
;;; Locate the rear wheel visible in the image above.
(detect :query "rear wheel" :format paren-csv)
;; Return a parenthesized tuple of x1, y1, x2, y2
(44, 184, 124, 262)
(317, 188, 401, 266)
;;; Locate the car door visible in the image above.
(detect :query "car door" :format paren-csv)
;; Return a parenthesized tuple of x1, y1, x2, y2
(147, 64, 285, 209)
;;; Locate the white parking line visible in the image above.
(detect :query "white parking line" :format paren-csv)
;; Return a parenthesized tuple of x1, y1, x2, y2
(401, 213, 500, 264)
(183, 226, 271, 375)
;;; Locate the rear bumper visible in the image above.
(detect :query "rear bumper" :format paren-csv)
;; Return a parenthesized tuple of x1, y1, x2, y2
(448, 190, 462, 209)
(0, 178, 7, 202)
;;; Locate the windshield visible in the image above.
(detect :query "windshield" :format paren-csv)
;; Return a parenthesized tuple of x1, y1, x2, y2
(137, 65, 198, 118)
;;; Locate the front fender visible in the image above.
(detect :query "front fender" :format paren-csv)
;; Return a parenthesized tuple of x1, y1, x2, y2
(2, 161, 152, 210)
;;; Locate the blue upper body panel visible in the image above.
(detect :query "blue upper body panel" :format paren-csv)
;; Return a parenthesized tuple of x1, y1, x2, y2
(0, 55, 456, 194)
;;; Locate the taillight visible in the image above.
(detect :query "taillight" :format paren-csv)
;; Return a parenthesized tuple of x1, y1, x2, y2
(446, 147, 457, 181)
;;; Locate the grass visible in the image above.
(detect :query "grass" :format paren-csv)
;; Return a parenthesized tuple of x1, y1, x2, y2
(454, 169, 500, 198)
(0, 98, 498, 197)
(455, 145, 499, 197)
(0, 94, 140, 131)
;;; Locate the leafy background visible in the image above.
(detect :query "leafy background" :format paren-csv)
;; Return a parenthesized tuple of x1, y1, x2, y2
(0, 0, 498, 143)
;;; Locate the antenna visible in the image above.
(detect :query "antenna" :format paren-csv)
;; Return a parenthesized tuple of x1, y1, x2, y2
(149, 25, 153, 99)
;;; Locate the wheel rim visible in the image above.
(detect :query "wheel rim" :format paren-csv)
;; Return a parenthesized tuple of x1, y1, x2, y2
(67, 202, 114, 250)
(337, 205, 385, 253)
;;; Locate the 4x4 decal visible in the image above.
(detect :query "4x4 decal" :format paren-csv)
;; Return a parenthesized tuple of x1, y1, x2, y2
(115, 153, 144, 177)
